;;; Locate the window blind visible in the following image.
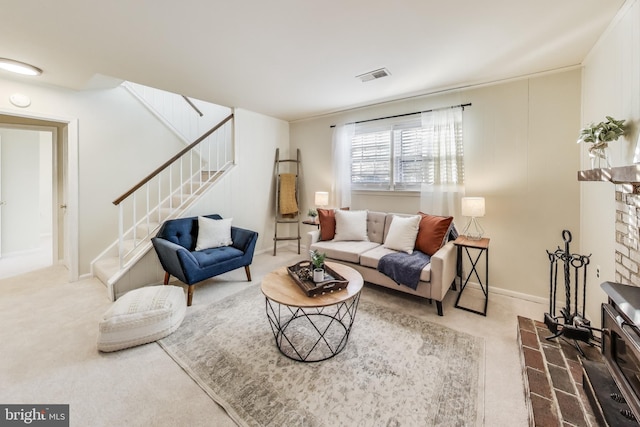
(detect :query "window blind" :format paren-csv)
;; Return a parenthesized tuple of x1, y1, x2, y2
(350, 108, 464, 191)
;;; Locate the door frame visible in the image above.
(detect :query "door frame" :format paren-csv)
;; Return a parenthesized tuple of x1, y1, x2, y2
(0, 108, 79, 282)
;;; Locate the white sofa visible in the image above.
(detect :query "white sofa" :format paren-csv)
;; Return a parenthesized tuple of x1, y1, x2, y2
(306, 210, 458, 316)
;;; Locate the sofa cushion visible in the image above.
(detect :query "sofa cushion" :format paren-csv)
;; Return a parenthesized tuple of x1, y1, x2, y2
(161, 217, 198, 250)
(383, 215, 421, 254)
(97, 285, 186, 352)
(310, 240, 380, 264)
(195, 216, 233, 250)
(415, 213, 454, 256)
(192, 245, 244, 268)
(334, 210, 369, 242)
(157, 214, 224, 251)
(366, 211, 387, 244)
(360, 245, 431, 282)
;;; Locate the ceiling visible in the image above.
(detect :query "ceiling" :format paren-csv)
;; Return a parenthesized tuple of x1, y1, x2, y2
(0, 0, 626, 122)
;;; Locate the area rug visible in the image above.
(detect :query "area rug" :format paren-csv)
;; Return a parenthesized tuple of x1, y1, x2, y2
(158, 285, 485, 426)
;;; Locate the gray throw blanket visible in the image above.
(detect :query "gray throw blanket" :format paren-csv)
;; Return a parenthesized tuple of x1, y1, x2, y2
(377, 251, 431, 290)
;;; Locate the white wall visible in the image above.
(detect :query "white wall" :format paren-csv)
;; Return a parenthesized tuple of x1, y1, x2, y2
(580, 0, 640, 325)
(187, 108, 290, 253)
(124, 81, 233, 143)
(291, 69, 581, 300)
(0, 78, 186, 275)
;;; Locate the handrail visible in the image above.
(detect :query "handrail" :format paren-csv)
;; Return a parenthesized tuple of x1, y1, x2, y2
(113, 113, 234, 205)
(181, 95, 204, 117)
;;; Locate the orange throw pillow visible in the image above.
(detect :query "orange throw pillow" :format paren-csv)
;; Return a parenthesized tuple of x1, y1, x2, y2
(415, 212, 454, 256)
(318, 208, 337, 241)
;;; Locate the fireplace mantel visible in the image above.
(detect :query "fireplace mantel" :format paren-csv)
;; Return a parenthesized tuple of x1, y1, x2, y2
(578, 164, 640, 185)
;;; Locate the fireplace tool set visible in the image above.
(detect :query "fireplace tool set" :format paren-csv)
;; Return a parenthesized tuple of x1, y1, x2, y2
(544, 230, 600, 354)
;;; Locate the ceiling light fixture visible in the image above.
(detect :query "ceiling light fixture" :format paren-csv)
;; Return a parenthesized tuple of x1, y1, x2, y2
(0, 58, 42, 76)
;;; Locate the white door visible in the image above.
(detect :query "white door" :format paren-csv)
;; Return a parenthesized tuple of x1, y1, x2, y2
(0, 134, 3, 258)
(0, 128, 53, 277)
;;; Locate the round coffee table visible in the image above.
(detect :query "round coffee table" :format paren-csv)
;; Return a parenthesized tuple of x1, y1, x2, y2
(261, 261, 364, 362)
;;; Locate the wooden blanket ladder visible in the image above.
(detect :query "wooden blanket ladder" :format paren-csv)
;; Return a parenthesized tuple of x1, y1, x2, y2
(273, 148, 301, 255)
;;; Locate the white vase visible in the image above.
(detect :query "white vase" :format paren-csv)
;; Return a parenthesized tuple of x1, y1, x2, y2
(313, 268, 324, 282)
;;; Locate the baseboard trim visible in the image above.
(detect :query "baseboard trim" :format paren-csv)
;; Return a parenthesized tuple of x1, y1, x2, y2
(463, 280, 548, 305)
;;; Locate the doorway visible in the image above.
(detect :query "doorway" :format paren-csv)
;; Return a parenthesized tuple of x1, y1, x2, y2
(0, 111, 78, 282)
(0, 126, 54, 279)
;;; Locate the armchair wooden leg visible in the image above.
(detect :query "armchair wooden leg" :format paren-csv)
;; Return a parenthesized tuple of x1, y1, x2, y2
(164, 272, 170, 285)
(244, 265, 252, 282)
(187, 285, 194, 306)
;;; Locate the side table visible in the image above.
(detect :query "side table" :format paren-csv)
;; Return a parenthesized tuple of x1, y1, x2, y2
(302, 220, 320, 229)
(453, 236, 490, 316)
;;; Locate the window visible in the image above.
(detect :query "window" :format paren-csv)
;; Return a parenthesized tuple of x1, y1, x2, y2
(350, 109, 464, 191)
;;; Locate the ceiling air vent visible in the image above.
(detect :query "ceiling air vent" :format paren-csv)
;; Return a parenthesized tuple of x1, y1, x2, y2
(356, 68, 391, 83)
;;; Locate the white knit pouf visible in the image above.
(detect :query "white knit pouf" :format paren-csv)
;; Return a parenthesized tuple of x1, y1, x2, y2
(97, 285, 186, 352)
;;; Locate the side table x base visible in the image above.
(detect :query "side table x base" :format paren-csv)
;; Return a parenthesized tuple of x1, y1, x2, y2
(454, 237, 489, 316)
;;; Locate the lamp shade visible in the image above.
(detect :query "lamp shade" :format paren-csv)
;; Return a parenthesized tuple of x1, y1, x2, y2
(461, 197, 485, 217)
(315, 191, 329, 206)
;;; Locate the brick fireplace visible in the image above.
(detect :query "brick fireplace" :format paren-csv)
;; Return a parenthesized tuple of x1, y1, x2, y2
(515, 165, 640, 426)
(615, 182, 640, 285)
(579, 165, 640, 285)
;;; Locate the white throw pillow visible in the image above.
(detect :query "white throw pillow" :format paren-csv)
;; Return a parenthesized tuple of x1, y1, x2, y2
(333, 210, 369, 242)
(195, 216, 233, 250)
(384, 215, 421, 254)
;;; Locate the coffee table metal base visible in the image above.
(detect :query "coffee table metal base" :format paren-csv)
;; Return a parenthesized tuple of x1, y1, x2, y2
(264, 293, 361, 362)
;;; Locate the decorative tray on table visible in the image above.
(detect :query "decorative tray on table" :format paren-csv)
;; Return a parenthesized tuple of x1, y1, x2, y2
(286, 260, 349, 297)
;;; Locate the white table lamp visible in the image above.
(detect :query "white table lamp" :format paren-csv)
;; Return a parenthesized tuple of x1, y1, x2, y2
(315, 191, 329, 208)
(461, 197, 485, 240)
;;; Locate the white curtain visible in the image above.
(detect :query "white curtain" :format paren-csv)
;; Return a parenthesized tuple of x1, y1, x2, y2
(419, 108, 464, 216)
(331, 123, 355, 208)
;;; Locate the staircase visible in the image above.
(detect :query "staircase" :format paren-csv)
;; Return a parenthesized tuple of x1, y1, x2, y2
(91, 90, 235, 301)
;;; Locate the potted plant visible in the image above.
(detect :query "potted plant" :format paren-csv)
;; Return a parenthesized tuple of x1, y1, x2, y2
(307, 208, 318, 223)
(577, 116, 626, 169)
(310, 249, 326, 282)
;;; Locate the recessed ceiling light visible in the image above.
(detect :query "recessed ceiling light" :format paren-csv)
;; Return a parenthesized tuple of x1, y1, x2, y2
(0, 58, 42, 76)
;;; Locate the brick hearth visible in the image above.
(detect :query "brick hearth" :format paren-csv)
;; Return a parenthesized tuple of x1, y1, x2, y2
(517, 316, 601, 426)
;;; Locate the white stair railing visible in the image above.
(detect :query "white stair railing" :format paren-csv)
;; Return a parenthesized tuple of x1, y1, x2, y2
(112, 113, 234, 268)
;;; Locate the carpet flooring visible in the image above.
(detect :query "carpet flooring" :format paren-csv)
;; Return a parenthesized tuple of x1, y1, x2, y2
(159, 284, 485, 427)
(0, 251, 544, 426)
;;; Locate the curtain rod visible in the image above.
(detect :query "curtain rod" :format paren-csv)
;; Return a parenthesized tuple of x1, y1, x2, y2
(329, 102, 471, 128)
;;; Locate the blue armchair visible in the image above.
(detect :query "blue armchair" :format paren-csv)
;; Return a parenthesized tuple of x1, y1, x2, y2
(151, 214, 259, 306)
